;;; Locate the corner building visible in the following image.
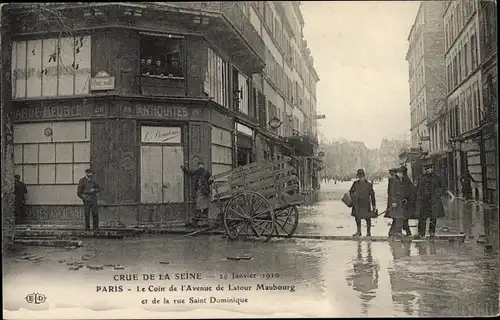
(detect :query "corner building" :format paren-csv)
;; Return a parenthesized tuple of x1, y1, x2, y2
(6, 2, 320, 227)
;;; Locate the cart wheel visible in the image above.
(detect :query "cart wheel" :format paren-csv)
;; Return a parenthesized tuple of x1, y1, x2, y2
(223, 191, 275, 242)
(274, 205, 299, 237)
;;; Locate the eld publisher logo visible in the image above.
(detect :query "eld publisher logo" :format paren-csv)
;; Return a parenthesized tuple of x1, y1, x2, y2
(25, 293, 47, 304)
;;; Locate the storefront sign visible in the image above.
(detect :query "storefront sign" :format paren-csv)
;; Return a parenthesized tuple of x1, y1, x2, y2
(26, 206, 84, 221)
(135, 105, 190, 119)
(141, 126, 182, 143)
(236, 122, 253, 136)
(13, 104, 93, 121)
(460, 141, 480, 152)
(90, 71, 115, 91)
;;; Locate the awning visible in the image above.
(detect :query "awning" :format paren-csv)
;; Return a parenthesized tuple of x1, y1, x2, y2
(427, 149, 451, 158)
(285, 136, 315, 157)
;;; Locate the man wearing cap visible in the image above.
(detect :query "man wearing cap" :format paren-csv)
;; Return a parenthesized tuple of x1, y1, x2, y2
(181, 161, 212, 226)
(414, 163, 446, 238)
(349, 168, 377, 237)
(14, 174, 28, 223)
(388, 168, 397, 178)
(77, 168, 101, 231)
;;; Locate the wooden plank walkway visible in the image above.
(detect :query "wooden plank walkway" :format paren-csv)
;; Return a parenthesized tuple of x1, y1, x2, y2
(14, 239, 84, 247)
(288, 234, 467, 242)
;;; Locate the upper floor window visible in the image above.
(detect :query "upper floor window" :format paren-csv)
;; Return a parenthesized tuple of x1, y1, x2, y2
(140, 34, 184, 79)
(233, 68, 250, 116)
(12, 36, 91, 99)
(204, 47, 230, 108)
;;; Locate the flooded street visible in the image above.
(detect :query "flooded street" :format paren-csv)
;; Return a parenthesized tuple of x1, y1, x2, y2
(4, 181, 500, 318)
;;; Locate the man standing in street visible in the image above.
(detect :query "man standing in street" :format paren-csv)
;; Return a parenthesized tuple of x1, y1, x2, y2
(14, 174, 27, 223)
(459, 169, 476, 200)
(77, 168, 101, 231)
(415, 162, 446, 239)
(349, 168, 377, 237)
(385, 167, 410, 238)
(181, 161, 212, 226)
(400, 166, 416, 236)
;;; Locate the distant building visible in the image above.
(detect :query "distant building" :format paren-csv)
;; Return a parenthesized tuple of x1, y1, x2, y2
(378, 138, 410, 173)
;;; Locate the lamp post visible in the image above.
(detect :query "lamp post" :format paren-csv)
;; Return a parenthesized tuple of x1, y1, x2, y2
(267, 117, 282, 160)
(478, 109, 488, 203)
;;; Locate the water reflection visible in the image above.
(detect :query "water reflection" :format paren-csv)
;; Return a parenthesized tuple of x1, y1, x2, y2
(345, 241, 380, 315)
(387, 240, 500, 317)
(388, 241, 418, 316)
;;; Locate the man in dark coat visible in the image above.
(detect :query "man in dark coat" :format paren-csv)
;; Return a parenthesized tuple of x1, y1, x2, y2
(459, 169, 475, 200)
(181, 161, 212, 226)
(77, 168, 101, 231)
(385, 167, 410, 238)
(349, 168, 377, 237)
(415, 163, 446, 238)
(14, 174, 28, 223)
(400, 166, 417, 236)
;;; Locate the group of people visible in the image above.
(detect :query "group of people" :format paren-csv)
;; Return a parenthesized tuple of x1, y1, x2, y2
(348, 162, 446, 239)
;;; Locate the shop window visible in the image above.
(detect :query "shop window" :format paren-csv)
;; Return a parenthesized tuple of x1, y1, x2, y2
(12, 36, 91, 99)
(211, 126, 233, 175)
(140, 126, 184, 204)
(13, 121, 91, 205)
(140, 34, 184, 79)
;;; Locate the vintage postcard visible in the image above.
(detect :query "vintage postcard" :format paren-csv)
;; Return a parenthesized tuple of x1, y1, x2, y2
(2, 1, 499, 318)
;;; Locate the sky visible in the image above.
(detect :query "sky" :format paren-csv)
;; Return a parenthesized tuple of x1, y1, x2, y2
(300, 1, 421, 149)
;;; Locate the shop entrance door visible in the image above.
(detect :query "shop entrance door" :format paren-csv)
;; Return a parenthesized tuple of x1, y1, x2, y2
(140, 145, 184, 204)
(237, 147, 251, 167)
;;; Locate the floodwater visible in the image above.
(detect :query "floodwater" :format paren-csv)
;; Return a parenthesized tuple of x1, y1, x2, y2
(3, 180, 500, 318)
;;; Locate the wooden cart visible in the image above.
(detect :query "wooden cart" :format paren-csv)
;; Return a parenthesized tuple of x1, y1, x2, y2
(211, 156, 304, 242)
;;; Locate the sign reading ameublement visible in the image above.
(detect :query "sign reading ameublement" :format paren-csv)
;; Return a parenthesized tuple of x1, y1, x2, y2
(141, 126, 182, 144)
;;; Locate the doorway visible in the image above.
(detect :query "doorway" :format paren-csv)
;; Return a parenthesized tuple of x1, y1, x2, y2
(237, 147, 252, 167)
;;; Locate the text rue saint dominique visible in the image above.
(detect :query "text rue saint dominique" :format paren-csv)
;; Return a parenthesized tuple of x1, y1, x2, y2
(96, 272, 296, 305)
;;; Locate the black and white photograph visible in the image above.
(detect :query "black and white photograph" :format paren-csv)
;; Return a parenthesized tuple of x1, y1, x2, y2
(1, 1, 499, 318)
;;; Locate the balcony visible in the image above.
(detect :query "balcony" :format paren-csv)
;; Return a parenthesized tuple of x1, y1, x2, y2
(144, 2, 265, 73)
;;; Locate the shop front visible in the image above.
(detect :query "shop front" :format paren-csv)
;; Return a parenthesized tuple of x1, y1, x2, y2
(481, 120, 497, 204)
(13, 98, 211, 228)
(235, 122, 254, 167)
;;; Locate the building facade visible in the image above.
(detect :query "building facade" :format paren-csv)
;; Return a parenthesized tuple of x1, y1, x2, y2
(440, 0, 485, 197)
(248, 2, 321, 200)
(405, 0, 498, 204)
(478, 0, 497, 205)
(406, 2, 447, 166)
(3, 2, 320, 227)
